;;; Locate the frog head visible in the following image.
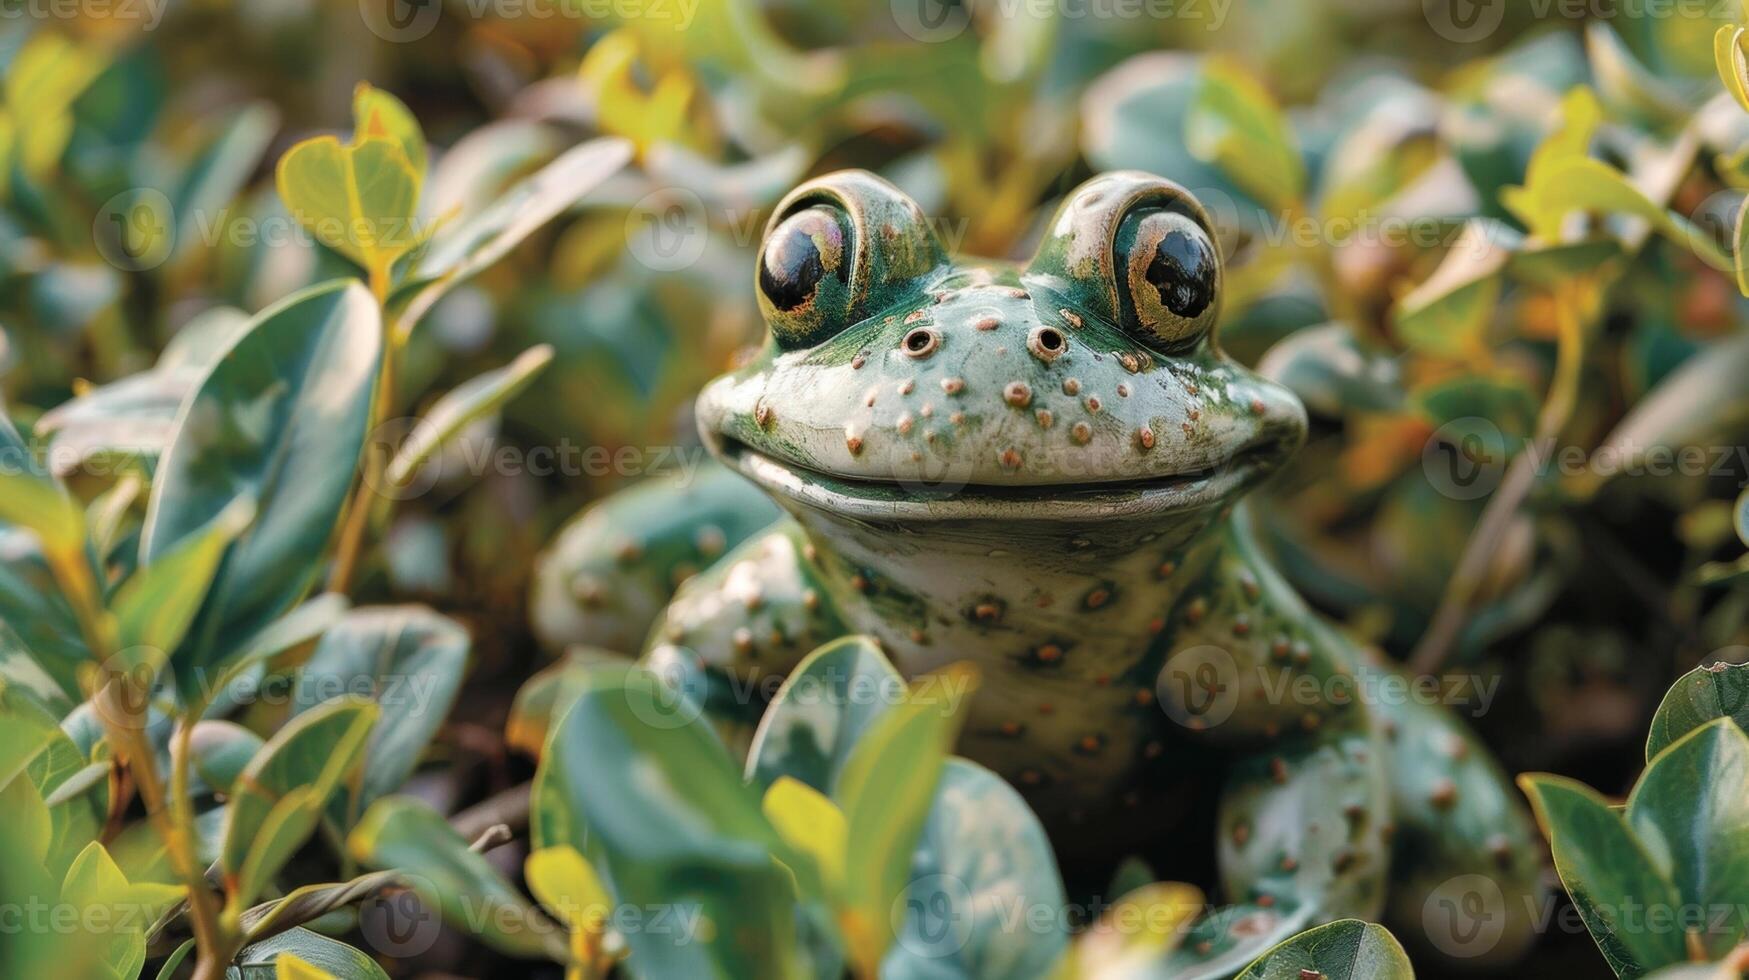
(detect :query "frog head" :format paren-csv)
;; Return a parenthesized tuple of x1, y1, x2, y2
(698, 169, 1306, 532)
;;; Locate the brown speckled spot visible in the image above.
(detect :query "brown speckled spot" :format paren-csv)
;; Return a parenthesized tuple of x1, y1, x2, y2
(732, 628, 753, 654)
(1250, 398, 1267, 415)
(896, 413, 914, 435)
(904, 308, 927, 324)
(919, 402, 934, 418)
(1136, 425, 1155, 450)
(950, 411, 966, 426)
(1071, 422, 1093, 445)
(851, 352, 867, 370)
(973, 315, 1001, 331)
(1157, 560, 1177, 578)
(1004, 381, 1032, 407)
(1185, 597, 1207, 624)
(1076, 735, 1103, 755)
(1035, 643, 1063, 663)
(1000, 721, 1024, 737)
(1086, 396, 1102, 413)
(753, 402, 775, 429)
(941, 376, 965, 395)
(1232, 615, 1250, 636)
(1084, 588, 1110, 609)
(1116, 351, 1140, 373)
(1116, 383, 1130, 397)
(845, 427, 864, 455)
(1062, 378, 1081, 395)
(999, 447, 1023, 470)
(1035, 409, 1054, 429)
(1059, 308, 1083, 329)
(1005, 287, 1029, 299)
(898, 379, 914, 395)
(1269, 757, 1288, 784)
(1430, 778, 1458, 809)
(802, 589, 820, 611)
(864, 387, 878, 407)
(614, 540, 642, 564)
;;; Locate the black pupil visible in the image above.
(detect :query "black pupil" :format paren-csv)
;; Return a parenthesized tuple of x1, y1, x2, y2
(1038, 329, 1062, 350)
(905, 329, 931, 351)
(1144, 222, 1217, 319)
(760, 211, 841, 312)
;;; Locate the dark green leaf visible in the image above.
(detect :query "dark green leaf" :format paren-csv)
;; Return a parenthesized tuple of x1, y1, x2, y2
(1235, 919, 1413, 980)
(745, 635, 905, 793)
(142, 280, 382, 703)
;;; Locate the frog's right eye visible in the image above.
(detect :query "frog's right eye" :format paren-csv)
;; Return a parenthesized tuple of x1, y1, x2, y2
(757, 205, 853, 348)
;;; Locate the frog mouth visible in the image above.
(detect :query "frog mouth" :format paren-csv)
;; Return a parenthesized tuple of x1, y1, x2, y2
(711, 434, 1268, 522)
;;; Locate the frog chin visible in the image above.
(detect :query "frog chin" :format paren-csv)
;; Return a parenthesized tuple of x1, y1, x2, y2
(708, 430, 1271, 524)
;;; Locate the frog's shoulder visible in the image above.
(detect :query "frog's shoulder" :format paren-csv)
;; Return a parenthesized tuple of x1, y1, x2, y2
(529, 462, 780, 653)
(644, 520, 850, 681)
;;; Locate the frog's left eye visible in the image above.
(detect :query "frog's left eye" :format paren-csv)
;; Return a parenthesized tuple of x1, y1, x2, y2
(1115, 207, 1220, 351)
(758, 205, 853, 348)
(757, 170, 947, 351)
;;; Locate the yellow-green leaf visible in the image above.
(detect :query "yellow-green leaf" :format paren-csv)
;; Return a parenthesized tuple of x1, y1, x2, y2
(1186, 58, 1305, 211)
(762, 776, 847, 888)
(525, 845, 612, 937)
(834, 664, 978, 975)
(352, 83, 427, 180)
(275, 135, 421, 279)
(276, 952, 338, 980)
(1715, 26, 1749, 114)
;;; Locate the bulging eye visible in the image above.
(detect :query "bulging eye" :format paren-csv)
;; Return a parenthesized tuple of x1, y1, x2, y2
(757, 205, 852, 348)
(1116, 207, 1220, 351)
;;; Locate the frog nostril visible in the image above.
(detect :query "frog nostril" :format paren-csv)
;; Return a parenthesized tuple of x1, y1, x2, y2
(902, 327, 939, 358)
(1029, 326, 1066, 362)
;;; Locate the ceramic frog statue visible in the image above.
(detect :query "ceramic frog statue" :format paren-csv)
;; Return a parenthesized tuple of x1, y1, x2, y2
(532, 170, 1546, 974)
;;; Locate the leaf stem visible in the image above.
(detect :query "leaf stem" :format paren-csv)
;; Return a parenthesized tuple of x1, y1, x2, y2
(1408, 278, 1589, 675)
(329, 276, 400, 594)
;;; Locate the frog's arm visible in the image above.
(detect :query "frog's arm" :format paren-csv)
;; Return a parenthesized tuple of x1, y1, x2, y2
(1166, 727, 1392, 978)
(1370, 670, 1548, 966)
(642, 520, 850, 753)
(529, 462, 781, 654)
(1151, 516, 1391, 976)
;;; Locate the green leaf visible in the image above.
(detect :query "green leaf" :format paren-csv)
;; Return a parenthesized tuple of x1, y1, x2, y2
(141, 280, 382, 704)
(289, 605, 469, 819)
(227, 928, 389, 980)
(524, 844, 611, 940)
(881, 759, 1067, 980)
(0, 458, 84, 552)
(58, 842, 182, 980)
(1649, 662, 1749, 761)
(1520, 774, 1689, 974)
(384, 344, 553, 488)
(178, 720, 264, 797)
(1626, 720, 1749, 961)
(348, 795, 566, 961)
(352, 83, 427, 181)
(1186, 58, 1305, 211)
(172, 103, 280, 266)
(834, 666, 977, 976)
(112, 497, 253, 656)
(222, 696, 378, 906)
(1235, 919, 1413, 980)
(1391, 220, 1515, 358)
(539, 668, 805, 978)
(275, 136, 421, 278)
(394, 137, 632, 337)
(745, 635, 906, 793)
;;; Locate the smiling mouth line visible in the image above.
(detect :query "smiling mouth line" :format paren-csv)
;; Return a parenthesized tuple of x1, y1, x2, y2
(712, 434, 1269, 519)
